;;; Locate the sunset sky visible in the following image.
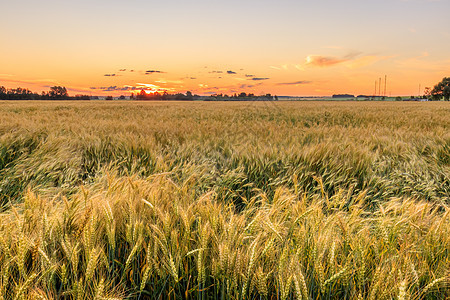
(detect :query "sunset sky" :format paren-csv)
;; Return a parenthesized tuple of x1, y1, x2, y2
(1, 0, 449, 96)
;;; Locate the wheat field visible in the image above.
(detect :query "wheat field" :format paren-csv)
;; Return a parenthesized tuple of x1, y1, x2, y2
(0, 100, 448, 299)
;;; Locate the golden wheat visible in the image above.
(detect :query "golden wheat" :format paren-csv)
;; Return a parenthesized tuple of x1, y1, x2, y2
(0, 101, 448, 299)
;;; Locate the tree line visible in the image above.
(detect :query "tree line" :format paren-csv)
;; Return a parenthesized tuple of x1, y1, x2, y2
(0, 86, 90, 100)
(205, 92, 277, 101)
(133, 90, 198, 100)
(132, 90, 278, 101)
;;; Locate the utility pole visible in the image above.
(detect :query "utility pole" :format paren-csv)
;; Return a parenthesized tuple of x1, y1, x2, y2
(384, 75, 387, 97)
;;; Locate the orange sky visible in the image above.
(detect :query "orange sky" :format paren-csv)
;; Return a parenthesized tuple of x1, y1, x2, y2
(1, 0, 449, 96)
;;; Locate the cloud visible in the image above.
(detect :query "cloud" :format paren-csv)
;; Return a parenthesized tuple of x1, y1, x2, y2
(89, 82, 175, 93)
(245, 74, 255, 77)
(302, 51, 388, 68)
(91, 86, 130, 91)
(277, 80, 312, 86)
(305, 55, 347, 67)
(145, 70, 165, 74)
(251, 77, 270, 81)
(238, 83, 263, 89)
(227, 71, 237, 74)
(209, 71, 223, 74)
(104, 74, 116, 76)
(269, 64, 289, 70)
(136, 82, 175, 92)
(305, 52, 360, 67)
(0, 77, 61, 86)
(155, 79, 183, 84)
(119, 69, 127, 72)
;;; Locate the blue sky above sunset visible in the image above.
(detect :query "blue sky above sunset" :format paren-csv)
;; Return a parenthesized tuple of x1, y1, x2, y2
(1, 0, 449, 96)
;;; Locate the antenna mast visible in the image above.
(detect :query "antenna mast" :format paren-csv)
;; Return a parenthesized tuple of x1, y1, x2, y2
(379, 78, 382, 97)
(374, 80, 377, 98)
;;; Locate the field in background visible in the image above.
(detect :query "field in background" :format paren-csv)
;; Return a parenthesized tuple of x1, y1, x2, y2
(0, 101, 448, 299)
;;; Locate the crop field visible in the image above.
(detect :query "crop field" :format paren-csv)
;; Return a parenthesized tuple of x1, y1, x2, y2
(0, 100, 448, 299)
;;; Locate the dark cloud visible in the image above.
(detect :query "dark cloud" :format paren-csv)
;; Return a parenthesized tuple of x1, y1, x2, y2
(105, 86, 120, 91)
(239, 83, 263, 89)
(90, 86, 139, 91)
(96, 86, 118, 91)
(103, 86, 125, 91)
(209, 71, 223, 74)
(145, 70, 165, 74)
(119, 69, 127, 72)
(104, 74, 116, 77)
(276, 80, 312, 85)
(251, 77, 269, 81)
(245, 74, 255, 77)
(227, 71, 237, 74)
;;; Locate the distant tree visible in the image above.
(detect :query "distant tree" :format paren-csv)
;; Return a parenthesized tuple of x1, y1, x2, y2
(174, 93, 186, 100)
(430, 77, 450, 101)
(119, 95, 126, 100)
(137, 90, 147, 100)
(186, 91, 193, 100)
(49, 86, 68, 99)
(424, 87, 431, 99)
(395, 96, 402, 101)
(105, 96, 113, 100)
(153, 92, 161, 99)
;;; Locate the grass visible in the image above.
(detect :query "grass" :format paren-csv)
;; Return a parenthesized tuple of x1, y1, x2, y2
(0, 100, 448, 299)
